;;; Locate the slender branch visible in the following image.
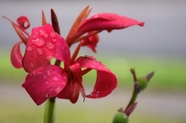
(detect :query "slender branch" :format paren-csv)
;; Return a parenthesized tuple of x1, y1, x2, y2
(130, 68, 137, 82)
(125, 68, 138, 111)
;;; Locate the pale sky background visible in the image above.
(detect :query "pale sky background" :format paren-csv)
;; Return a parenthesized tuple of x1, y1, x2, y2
(0, 0, 186, 60)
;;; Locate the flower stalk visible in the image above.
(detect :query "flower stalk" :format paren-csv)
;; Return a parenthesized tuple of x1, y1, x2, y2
(44, 97, 56, 123)
(125, 68, 138, 110)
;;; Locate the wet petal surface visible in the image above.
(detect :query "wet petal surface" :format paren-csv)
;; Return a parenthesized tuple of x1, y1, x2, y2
(22, 65, 68, 105)
(75, 13, 144, 38)
(74, 56, 117, 98)
(23, 24, 70, 72)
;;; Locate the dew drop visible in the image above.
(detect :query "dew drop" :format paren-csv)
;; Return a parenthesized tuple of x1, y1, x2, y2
(61, 82, 66, 86)
(55, 87, 61, 94)
(30, 63, 34, 67)
(37, 72, 42, 75)
(47, 70, 51, 75)
(52, 38, 57, 42)
(46, 81, 49, 85)
(50, 32, 56, 37)
(37, 48, 43, 55)
(26, 46, 32, 51)
(53, 77, 59, 82)
(46, 55, 53, 61)
(40, 30, 48, 38)
(33, 35, 37, 38)
(63, 76, 67, 81)
(47, 42, 55, 49)
(32, 38, 45, 46)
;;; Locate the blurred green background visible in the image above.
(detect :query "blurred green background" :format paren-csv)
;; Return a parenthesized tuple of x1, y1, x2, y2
(0, 0, 186, 123)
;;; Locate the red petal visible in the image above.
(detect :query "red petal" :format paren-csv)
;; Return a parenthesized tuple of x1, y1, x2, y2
(57, 63, 84, 103)
(75, 13, 144, 38)
(17, 16, 30, 30)
(22, 65, 68, 105)
(74, 56, 117, 98)
(10, 41, 23, 68)
(23, 24, 70, 72)
(57, 80, 81, 104)
(81, 32, 99, 53)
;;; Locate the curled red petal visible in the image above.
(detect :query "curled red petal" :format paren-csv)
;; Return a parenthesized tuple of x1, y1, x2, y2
(57, 79, 81, 104)
(17, 16, 30, 30)
(75, 13, 144, 38)
(10, 41, 23, 68)
(74, 56, 117, 98)
(57, 63, 84, 103)
(22, 65, 68, 105)
(23, 24, 70, 72)
(81, 32, 99, 53)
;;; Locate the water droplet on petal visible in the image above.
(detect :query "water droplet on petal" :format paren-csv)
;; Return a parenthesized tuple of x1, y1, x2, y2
(32, 38, 45, 46)
(40, 30, 48, 38)
(37, 72, 42, 75)
(30, 63, 34, 67)
(47, 70, 51, 75)
(47, 42, 55, 49)
(26, 46, 32, 51)
(52, 38, 56, 42)
(55, 87, 61, 94)
(50, 32, 56, 37)
(53, 77, 59, 82)
(33, 35, 36, 38)
(46, 55, 53, 61)
(61, 82, 66, 86)
(63, 76, 67, 81)
(37, 48, 43, 55)
(46, 81, 49, 85)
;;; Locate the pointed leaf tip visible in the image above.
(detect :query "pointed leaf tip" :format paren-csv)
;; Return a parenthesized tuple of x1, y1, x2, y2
(42, 10, 47, 25)
(125, 102, 138, 116)
(146, 71, 155, 81)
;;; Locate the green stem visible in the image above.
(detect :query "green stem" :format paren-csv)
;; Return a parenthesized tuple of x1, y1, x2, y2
(44, 97, 56, 123)
(125, 68, 139, 110)
(125, 87, 138, 110)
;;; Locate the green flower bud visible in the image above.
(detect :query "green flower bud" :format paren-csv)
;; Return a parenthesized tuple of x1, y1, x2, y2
(137, 71, 154, 91)
(137, 76, 148, 91)
(112, 112, 128, 123)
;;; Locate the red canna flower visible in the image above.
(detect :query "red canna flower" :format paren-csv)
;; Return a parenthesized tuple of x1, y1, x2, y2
(4, 5, 144, 105)
(20, 24, 116, 105)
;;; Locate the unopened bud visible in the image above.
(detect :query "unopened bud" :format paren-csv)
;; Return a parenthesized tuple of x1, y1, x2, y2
(112, 112, 128, 123)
